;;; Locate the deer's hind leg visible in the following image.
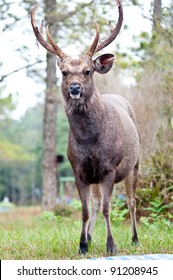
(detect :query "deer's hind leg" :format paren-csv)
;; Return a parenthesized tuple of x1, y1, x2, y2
(87, 184, 102, 242)
(101, 171, 116, 254)
(124, 160, 139, 244)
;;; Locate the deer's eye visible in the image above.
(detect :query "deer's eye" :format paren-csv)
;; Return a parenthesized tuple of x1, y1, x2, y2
(62, 70, 68, 77)
(84, 69, 90, 76)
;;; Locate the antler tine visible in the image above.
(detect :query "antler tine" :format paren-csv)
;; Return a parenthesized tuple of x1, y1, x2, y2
(31, 4, 57, 54)
(86, 23, 100, 57)
(46, 25, 67, 59)
(31, 4, 67, 59)
(95, 0, 123, 54)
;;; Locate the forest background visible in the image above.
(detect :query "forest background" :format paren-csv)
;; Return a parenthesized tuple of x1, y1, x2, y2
(0, 0, 172, 220)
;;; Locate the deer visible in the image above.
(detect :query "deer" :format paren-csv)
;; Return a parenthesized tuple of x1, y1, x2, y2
(31, 0, 140, 255)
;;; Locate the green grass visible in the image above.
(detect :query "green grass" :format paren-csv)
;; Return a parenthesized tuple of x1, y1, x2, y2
(0, 206, 172, 259)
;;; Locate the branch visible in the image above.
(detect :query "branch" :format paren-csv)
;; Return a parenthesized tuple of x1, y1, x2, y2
(141, 13, 153, 22)
(57, 0, 94, 22)
(0, 60, 43, 83)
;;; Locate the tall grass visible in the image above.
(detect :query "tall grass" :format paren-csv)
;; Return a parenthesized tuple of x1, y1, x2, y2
(0, 206, 172, 260)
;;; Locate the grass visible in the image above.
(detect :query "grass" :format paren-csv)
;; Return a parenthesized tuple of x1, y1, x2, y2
(0, 206, 173, 259)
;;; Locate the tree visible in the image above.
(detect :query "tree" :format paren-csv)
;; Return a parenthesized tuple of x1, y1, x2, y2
(153, 0, 162, 31)
(41, 0, 58, 210)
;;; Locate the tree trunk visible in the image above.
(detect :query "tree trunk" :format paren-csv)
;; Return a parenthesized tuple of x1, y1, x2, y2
(42, 0, 58, 210)
(153, 0, 162, 31)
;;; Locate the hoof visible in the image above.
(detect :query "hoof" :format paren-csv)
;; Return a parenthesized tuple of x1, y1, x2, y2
(107, 237, 116, 255)
(132, 235, 139, 246)
(107, 245, 117, 255)
(87, 233, 92, 243)
(78, 241, 88, 255)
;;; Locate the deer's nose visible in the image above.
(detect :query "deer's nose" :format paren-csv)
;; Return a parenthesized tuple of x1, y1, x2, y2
(69, 82, 81, 93)
(69, 82, 82, 99)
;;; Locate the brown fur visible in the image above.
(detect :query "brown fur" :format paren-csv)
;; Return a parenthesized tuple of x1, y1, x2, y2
(58, 55, 140, 254)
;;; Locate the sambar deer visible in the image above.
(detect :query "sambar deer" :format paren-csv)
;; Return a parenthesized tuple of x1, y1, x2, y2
(31, 0, 140, 254)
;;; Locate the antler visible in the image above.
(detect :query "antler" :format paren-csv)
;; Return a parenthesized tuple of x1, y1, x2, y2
(31, 4, 67, 59)
(87, 0, 123, 57)
(86, 23, 100, 57)
(31, 1, 123, 59)
(46, 25, 68, 59)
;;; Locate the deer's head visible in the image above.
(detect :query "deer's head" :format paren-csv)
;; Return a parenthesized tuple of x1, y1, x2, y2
(31, 1, 123, 102)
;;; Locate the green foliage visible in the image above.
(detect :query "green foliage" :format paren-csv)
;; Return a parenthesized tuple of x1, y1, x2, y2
(53, 201, 82, 221)
(136, 185, 160, 205)
(110, 198, 129, 226)
(145, 198, 169, 216)
(10, 104, 43, 152)
(140, 153, 172, 195)
(54, 206, 73, 218)
(42, 211, 57, 221)
(0, 92, 16, 117)
(150, 149, 173, 182)
(0, 139, 35, 162)
(0, 103, 43, 204)
(140, 216, 173, 230)
(136, 147, 173, 228)
(0, 160, 38, 203)
(140, 196, 173, 229)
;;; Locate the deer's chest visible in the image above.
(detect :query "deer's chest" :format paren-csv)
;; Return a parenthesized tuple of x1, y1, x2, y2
(68, 142, 120, 185)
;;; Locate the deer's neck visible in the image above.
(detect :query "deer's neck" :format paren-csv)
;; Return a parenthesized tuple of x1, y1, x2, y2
(65, 90, 104, 145)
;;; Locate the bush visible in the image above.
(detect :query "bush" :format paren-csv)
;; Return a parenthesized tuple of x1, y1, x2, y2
(137, 147, 173, 221)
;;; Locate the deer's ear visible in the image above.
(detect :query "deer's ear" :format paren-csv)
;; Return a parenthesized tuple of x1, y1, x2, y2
(93, 54, 115, 74)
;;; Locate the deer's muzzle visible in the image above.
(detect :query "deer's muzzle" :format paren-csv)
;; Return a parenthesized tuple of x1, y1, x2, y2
(69, 82, 83, 100)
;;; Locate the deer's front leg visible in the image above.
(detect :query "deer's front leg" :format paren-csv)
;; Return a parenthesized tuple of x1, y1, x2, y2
(76, 180, 91, 254)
